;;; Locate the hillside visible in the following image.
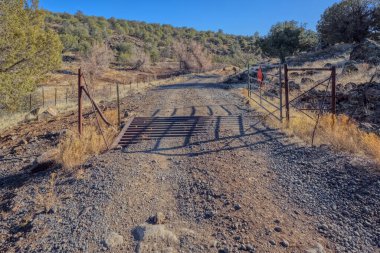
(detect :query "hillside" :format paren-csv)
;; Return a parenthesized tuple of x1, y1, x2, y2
(45, 11, 260, 67)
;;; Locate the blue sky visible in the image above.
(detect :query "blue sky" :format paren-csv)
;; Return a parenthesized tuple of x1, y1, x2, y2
(39, 0, 340, 36)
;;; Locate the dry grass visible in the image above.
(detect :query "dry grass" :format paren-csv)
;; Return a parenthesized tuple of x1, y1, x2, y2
(34, 172, 59, 213)
(241, 89, 380, 165)
(57, 109, 118, 170)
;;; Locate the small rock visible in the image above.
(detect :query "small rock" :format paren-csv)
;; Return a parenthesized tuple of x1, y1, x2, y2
(114, 145, 123, 150)
(246, 244, 255, 251)
(274, 226, 282, 232)
(301, 77, 314, 84)
(104, 232, 123, 248)
(342, 61, 359, 75)
(19, 139, 28, 145)
(305, 243, 325, 253)
(280, 239, 289, 248)
(218, 247, 229, 253)
(152, 212, 166, 224)
(234, 204, 242, 211)
(204, 210, 216, 219)
(269, 240, 276, 246)
(318, 224, 328, 231)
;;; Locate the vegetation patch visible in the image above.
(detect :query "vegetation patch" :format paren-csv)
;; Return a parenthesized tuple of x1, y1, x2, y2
(242, 89, 380, 165)
(57, 110, 118, 170)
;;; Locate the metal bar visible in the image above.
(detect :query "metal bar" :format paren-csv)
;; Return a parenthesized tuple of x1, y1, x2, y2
(121, 134, 201, 138)
(78, 68, 83, 135)
(287, 68, 332, 71)
(284, 64, 290, 122)
(248, 96, 282, 121)
(54, 88, 57, 106)
(296, 108, 330, 111)
(250, 77, 277, 86)
(279, 65, 283, 122)
(117, 83, 121, 127)
(259, 80, 262, 105)
(288, 76, 331, 105)
(264, 72, 280, 77)
(82, 87, 111, 126)
(331, 66, 336, 114)
(250, 91, 281, 110)
(111, 117, 134, 149)
(247, 64, 250, 97)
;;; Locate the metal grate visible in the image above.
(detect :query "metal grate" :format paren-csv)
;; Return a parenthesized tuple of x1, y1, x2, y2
(116, 116, 211, 146)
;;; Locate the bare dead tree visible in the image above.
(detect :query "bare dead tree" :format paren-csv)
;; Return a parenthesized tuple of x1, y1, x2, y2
(173, 40, 212, 72)
(80, 43, 114, 89)
(129, 47, 150, 71)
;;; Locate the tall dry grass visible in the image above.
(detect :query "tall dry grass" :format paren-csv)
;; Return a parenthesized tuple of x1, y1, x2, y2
(242, 89, 380, 164)
(286, 113, 380, 163)
(57, 109, 118, 169)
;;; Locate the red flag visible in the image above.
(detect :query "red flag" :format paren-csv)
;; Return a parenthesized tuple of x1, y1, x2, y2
(257, 67, 264, 86)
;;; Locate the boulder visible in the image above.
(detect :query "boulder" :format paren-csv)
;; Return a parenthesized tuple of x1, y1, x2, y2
(305, 243, 325, 253)
(289, 72, 300, 78)
(25, 107, 59, 122)
(364, 86, 380, 104)
(301, 77, 314, 84)
(104, 232, 124, 249)
(350, 39, 380, 65)
(342, 61, 359, 75)
(288, 81, 300, 90)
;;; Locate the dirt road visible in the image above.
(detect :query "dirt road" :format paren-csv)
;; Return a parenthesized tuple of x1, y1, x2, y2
(1, 74, 379, 253)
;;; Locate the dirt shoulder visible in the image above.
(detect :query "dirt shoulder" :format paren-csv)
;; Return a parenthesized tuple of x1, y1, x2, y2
(1, 75, 379, 253)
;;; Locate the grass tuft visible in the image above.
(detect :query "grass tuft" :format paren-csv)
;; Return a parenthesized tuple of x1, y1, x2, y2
(58, 109, 118, 170)
(242, 89, 380, 165)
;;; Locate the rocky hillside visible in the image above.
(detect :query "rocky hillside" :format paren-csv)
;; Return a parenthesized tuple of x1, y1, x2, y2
(45, 11, 260, 67)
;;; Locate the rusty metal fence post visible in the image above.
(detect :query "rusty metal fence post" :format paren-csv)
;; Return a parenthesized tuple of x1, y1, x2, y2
(78, 68, 83, 135)
(117, 83, 121, 127)
(331, 66, 336, 115)
(284, 64, 290, 122)
(55, 88, 57, 106)
(247, 64, 250, 98)
(279, 65, 283, 122)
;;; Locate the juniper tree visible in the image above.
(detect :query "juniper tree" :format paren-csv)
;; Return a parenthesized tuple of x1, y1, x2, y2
(0, 0, 62, 111)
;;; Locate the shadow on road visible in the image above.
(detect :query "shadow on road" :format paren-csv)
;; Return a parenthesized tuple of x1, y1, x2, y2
(121, 104, 292, 157)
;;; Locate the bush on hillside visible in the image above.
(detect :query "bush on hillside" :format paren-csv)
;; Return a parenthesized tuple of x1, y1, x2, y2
(0, 0, 62, 111)
(317, 0, 379, 46)
(257, 21, 318, 63)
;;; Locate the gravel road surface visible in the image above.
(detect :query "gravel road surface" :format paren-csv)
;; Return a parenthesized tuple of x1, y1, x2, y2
(1, 74, 379, 253)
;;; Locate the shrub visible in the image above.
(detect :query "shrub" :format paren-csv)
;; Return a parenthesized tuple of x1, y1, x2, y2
(317, 0, 378, 46)
(0, 0, 62, 111)
(258, 21, 317, 63)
